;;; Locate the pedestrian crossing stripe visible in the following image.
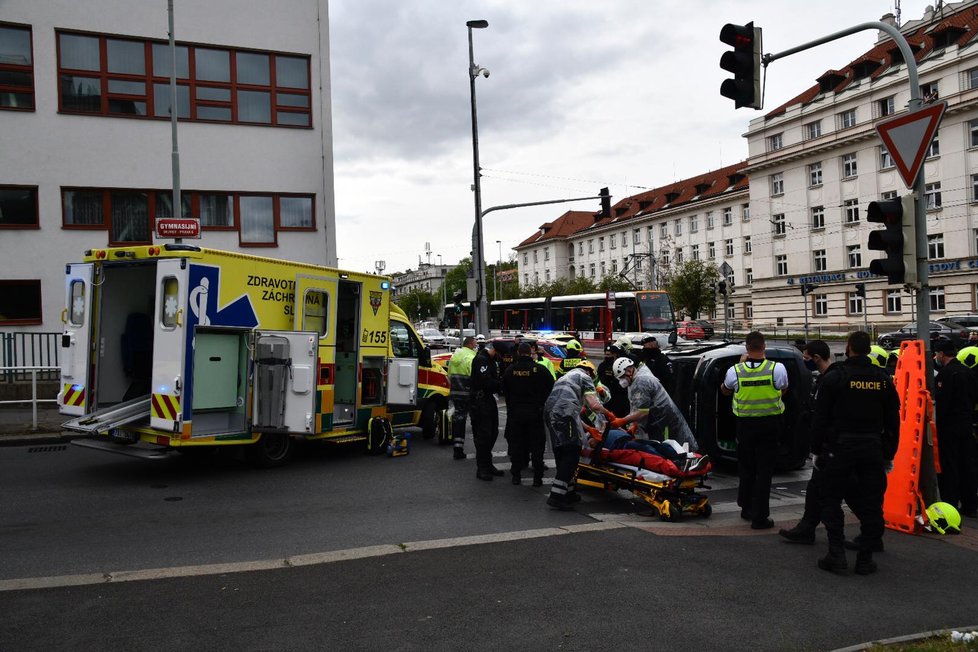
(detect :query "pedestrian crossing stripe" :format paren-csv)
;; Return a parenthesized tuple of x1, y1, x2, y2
(151, 393, 180, 421)
(62, 384, 85, 407)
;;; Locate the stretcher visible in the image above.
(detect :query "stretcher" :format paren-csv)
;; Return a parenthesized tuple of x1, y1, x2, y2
(576, 435, 712, 522)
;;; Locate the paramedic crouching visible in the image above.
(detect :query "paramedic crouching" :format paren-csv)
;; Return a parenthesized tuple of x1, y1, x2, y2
(544, 360, 615, 510)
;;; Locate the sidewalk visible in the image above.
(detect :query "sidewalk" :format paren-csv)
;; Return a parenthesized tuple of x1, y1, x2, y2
(0, 405, 68, 445)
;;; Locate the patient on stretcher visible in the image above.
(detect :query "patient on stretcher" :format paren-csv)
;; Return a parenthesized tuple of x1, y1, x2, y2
(582, 426, 710, 479)
(602, 428, 688, 461)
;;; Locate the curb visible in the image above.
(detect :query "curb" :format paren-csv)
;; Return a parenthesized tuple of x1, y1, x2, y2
(831, 625, 978, 651)
(0, 431, 73, 447)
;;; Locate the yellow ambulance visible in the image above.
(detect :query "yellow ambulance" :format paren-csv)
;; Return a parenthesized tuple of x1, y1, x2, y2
(59, 244, 450, 466)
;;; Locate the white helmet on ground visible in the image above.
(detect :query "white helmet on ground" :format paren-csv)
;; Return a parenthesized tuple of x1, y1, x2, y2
(612, 357, 635, 379)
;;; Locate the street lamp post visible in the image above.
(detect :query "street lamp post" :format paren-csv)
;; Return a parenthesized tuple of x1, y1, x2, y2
(467, 19, 489, 335)
(495, 239, 501, 301)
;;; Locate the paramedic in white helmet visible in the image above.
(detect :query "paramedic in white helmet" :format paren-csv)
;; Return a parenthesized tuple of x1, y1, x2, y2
(611, 357, 698, 451)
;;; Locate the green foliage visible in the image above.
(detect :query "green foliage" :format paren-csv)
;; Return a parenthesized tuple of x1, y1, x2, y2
(598, 276, 632, 293)
(393, 288, 441, 322)
(665, 259, 718, 319)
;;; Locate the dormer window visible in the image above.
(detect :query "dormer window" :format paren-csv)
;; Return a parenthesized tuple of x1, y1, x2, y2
(852, 59, 881, 80)
(694, 183, 711, 195)
(614, 206, 628, 217)
(665, 192, 680, 204)
(817, 71, 845, 93)
(929, 25, 966, 51)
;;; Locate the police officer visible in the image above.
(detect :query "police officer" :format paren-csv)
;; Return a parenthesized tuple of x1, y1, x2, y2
(502, 342, 554, 486)
(639, 335, 674, 395)
(813, 331, 899, 575)
(470, 341, 503, 481)
(447, 336, 478, 460)
(544, 360, 615, 510)
(933, 340, 977, 517)
(557, 339, 585, 377)
(720, 331, 789, 530)
(596, 343, 630, 418)
(612, 357, 698, 451)
(530, 340, 556, 380)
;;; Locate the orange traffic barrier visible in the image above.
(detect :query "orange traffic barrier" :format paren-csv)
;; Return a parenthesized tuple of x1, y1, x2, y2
(883, 339, 931, 534)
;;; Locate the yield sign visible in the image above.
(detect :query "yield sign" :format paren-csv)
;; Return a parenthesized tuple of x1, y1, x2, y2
(875, 101, 946, 188)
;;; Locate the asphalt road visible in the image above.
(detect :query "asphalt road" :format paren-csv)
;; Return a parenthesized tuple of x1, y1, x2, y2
(2, 407, 977, 651)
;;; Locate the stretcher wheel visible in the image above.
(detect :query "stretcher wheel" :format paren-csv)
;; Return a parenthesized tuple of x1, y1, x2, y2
(700, 503, 712, 518)
(659, 501, 683, 522)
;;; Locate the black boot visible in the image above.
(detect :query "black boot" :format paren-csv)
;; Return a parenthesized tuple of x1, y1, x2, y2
(453, 447, 466, 460)
(547, 493, 574, 511)
(854, 551, 877, 575)
(532, 471, 543, 487)
(511, 470, 521, 485)
(778, 524, 816, 544)
(844, 536, 884, 553)
(817, 548, 848, 573)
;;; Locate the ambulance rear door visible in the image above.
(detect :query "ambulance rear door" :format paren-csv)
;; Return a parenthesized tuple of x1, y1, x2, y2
(150, 259, 189, 432)
(252, 331, 317, 434)
(59, 263, 95, 416)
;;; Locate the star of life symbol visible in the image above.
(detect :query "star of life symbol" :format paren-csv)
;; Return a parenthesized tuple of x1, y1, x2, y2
(72, 296, 85, 321)
(164, 296, 179, 319)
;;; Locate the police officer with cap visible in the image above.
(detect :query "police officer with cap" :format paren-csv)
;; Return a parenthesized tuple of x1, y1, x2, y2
(502, 342, 554, 486)
(639, 335, 674, 395)
(470, 340, 503, 481)
(812, 331, 899, 575)
(934, 339, 978, 517)
(597, 342, 630, 418)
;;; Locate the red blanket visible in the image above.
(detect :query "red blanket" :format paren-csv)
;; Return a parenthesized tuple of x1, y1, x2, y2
(589, 448, 711, 478)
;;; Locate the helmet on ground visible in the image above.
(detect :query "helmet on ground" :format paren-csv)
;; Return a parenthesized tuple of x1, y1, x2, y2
(925, 502, 961, 535)
(594, 381, 611, 403)
(566, 339, 583, 352)
(612, 357, 635, 379)
(576, 359, 597, 376)
(957, 346, 978, 369)
(868, 345, 890, 368)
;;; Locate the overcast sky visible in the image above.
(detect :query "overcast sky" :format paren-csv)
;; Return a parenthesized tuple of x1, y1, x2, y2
(328, 1, 935, 275)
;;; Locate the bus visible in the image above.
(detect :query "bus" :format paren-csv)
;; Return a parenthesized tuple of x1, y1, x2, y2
(442, 290, 676, 344)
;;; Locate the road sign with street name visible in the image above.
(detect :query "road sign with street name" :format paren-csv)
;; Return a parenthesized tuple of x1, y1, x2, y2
(156, 218, 201, 239)
(875, 101, 946, 189)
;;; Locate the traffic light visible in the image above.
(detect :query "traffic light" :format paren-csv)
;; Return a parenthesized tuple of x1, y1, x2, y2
(453, 291, 464, 314)
(718, 280, 728, 295)
(801, 283, 819, 296)
(599, 187, 611, 219)
(867, 195, 917, 285)
(854, 283, 866, 298)
(719, 22, 763, 110)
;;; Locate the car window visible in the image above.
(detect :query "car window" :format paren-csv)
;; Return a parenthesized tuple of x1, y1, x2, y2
(390, 321, 421, 358)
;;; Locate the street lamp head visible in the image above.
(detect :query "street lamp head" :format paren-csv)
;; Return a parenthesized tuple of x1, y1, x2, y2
(466, 19, 489, 29)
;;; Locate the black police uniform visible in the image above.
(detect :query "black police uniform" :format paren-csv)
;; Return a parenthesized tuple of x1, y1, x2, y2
(470, 348, 503, 478)
(934, 356, 978, 515)
(502, 354, 555, 484)
(812, 356, 899, 568)
(597, 355, 630, 418)
(642, 347, 674, 396)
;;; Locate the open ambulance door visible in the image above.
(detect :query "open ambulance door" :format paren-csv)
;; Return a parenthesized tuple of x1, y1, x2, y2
(150, 259, 189, 433)
(59, 263, 95, 416)
(252, 331, 317, 434)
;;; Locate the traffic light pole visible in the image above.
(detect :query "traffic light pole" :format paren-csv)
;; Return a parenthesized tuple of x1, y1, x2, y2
(764, 22, 937, 505)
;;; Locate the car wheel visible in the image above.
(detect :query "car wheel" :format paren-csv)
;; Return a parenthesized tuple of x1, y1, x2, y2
(879, 338, 894, 349)
(245, 434, 293, 468)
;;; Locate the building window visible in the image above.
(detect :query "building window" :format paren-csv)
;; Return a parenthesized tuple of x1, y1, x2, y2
(589, 263, 595, 278)
(768, 133, 783, 151)
(708, 241, 716, 259)
(635, 257, 643, 272)
(743, 236, 751, 254)
(848, 292, 864, 315)
(776, 254, 788, 276)
(523, 253, 528, 265)
(925, 182, 942, 210)
(706, 211, 715, 230)
(578, 242, 584, 256)
(523, 274, 529, 285)
(745, 302, 753, 319)
(772, 213, 786, 236)
(724, 239, 734, 257)
(600, 262, 606, 276)
(813, 249, 827, 272)
(533, 250, 538, 263)
(610, 260, 617, 274)
(926, 135, 940, 158)
(0, 279, 41, 325)
(0, 185, 39, 228)
(770, 173, 784, 196)
(634, 229, 641, 245)
(972, 175, 978, 203)
(809, 162, 823, 186)
(886, 290, 902, 314)
(644, 227, 652, 243)
(609, 233, 617, 249)
(742, 204, 750, 222)
(56, 30, 312, 127)
(877, 96, 895, 118)
(534, 272, 539, 284)
(726, 304, 736, 320)
(599, 237, 605, 252)
(930, 286, 945, 311)
(805, 120, 822, 140)
(691, 244, 700, 261)
(545, 269, 551, 282)
(0, 23, 35, 110)
(675, 248, 684, 264)
(968, 68, 978, 90)
(674, 219, 682, 236)
(839, 108, 857, 129)
(814, 294, 828, 317)
(723, 207, 733, 226)
(745, 268, 753, 284)
(659, 223, 667, 239)
(844, 199, 859, 224)
(544, 247, 550, 261)
(970, 119, 978, 148)
(928, 233, 945, 259)
(588, 239, 594, 254)
(879, 145, 894, 170)
(689, 215, 698, 233)
(847, 244, 862, 268)
(842, 153, 858, 178)
(811, 206, 825, 230)
(920, 81, 939, 101)
(881, 190, 898, 200)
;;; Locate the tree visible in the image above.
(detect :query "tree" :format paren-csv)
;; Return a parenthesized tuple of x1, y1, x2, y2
(442, 257, 473, 304)
(598, 275, 632, 293)
(665, 259, 718, 319)
(393, 288, 441, 322)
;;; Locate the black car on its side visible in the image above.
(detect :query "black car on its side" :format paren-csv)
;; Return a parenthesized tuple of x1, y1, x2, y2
(876, 320, 970, 349)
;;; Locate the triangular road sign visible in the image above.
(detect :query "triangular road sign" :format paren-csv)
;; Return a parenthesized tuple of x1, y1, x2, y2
(875, 101, 946, 188)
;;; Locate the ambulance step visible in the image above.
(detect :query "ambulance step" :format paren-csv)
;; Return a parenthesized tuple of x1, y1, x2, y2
(71, 438, 174, 460)
(61, 395, 153, 435)
(323, 435, 367, 445)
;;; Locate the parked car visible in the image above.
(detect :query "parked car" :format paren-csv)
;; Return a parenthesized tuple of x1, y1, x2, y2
(937, 314, 978, 332)
(695, 320, 716, 339)
(876, 320, 970, 349)
(677, 320, 706, 340)
(419, 328, 447, 349)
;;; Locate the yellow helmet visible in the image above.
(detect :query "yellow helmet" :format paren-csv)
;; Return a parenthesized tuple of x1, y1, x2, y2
(925, 502, 961, 535)
(957, 346, 978, 369)
(566, 339, 583, 352)
(576, 359, 597, 376)
(868, 345, 890, 368)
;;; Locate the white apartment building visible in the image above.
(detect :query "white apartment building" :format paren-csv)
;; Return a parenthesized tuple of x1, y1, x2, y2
(0, 0, 336, 334)
(746, 2, 978, 329)
(391, 263, 455, 297)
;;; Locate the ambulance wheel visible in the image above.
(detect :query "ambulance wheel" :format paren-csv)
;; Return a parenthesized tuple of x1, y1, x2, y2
(246, 434, 293, 468)
(367, 417, 392, 455)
